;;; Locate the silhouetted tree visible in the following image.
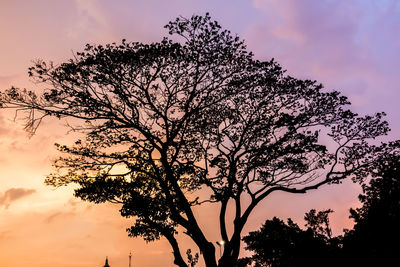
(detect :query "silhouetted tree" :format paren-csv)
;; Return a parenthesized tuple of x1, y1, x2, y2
(304, 209, 333, 239)
(243, 154, 400, 267)
(1, 14, 398, 267)
(342, 154, 400, 266)
(242, 211, 341, 267)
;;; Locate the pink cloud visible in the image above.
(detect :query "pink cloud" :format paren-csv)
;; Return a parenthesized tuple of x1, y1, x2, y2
(249, 0, 367, 75)
(0, 188, 36, 209)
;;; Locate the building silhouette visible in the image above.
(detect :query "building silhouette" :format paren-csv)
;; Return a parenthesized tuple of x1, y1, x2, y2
(103, 257, 110, 267)
(102, 253, 132, 267)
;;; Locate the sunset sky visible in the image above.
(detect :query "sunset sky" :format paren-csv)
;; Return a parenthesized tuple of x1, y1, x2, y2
(1, 1, 400, 266)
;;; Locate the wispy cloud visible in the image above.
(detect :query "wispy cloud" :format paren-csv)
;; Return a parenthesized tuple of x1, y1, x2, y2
(65, 0, 115, 42)
(0, 188, 36, 209)
(247, 0, 400, 116)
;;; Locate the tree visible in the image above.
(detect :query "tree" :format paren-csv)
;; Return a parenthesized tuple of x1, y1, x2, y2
(304, 208, 333, 239)
(342, 154, 400, 266)
(242, 217, 323, 267)
(242, 211, 341, 267)
(243, 154, 400, 267)
(0, 14, 397, 267)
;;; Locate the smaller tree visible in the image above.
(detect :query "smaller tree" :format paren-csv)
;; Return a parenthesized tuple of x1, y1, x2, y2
(243, 154, 400, 267)
(242, 210, 340, 267)
(342, 154, 400, 266)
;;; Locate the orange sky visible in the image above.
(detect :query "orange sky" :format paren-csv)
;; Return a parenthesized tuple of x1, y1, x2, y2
(1, 1, 399, 266)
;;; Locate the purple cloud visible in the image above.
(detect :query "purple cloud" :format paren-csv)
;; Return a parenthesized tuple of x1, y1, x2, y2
(245, 0, 400, 137)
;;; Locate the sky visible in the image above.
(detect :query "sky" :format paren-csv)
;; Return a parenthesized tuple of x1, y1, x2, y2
(1, 0, 400, 266)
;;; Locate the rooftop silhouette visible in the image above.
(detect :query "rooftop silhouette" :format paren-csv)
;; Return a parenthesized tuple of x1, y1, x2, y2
(103, 257, 110, 267)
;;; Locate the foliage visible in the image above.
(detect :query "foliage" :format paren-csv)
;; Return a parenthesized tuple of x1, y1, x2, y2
(186, 249, 199, 267)
(242, 211, 340, 267)
(243, 154, 400, 267)
(342, 154, 400, 266)
(304, 208, 333, 239)
(1, 13, 398, 267)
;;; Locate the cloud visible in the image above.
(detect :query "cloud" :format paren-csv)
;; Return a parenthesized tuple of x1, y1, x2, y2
(0, 188, 36, 209)
(43, 199, 82, 223)
(249, 0, 365, 73)
(65, 0, 115, 42)
(246, 0, 400, 119)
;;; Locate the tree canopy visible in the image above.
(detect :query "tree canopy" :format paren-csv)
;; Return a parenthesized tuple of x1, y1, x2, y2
(242, 154, 400, 267)
(241, 211, 340, 267)
(1, 14, 398, 267)
(342, 154, 400, 266)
